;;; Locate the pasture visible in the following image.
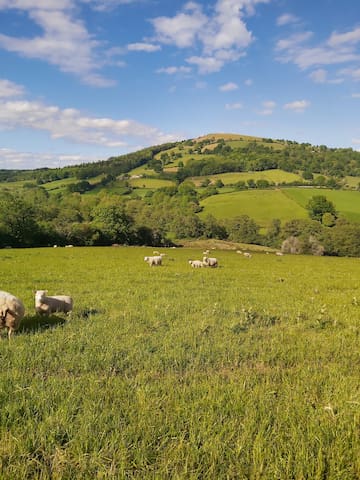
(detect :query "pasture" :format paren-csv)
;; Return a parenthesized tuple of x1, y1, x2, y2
(0, 247, 359, 479)
(200, 189, 308, 228)
(191, 169, 302, 186)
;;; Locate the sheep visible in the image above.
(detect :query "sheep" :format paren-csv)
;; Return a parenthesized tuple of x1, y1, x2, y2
(189, 260, 204, 268)
(35, 290, 73, 316)
(144, 255, 163, 267)
(243, 252, 252, 258)
(0, 291, 25, 339)
(202, 256, 218, 268)
(203, 250, 210, 255)
(275, 251, 284, 256)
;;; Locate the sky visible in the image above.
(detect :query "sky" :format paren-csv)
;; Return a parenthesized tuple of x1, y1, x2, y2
(0, 0, 360, 170)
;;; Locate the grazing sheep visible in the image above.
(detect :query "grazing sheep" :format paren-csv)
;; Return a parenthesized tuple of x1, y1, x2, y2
(35, 290, 73, 316)
(0, 291, 25, 339)
(202, 256, 218, 268)
(275, 251, 284, 256)
(144, 255, 163, 267)
(243, 252, 252, 258)
(236, 250, 242, 254)
(189, 260, 204, 268)
(153, 250, 160, 255)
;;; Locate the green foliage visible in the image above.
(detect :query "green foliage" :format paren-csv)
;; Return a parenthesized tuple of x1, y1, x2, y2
(225, 215, 260, 243)
(306, 195, 337, 222)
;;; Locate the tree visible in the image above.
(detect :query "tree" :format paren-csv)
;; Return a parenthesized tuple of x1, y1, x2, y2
(226, 215, 260, 244)
(306, 196, 337, 223)
(93, 204, 134, 244)
(0, 193, 40, 247)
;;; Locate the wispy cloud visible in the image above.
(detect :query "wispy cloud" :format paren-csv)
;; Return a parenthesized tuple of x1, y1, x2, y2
(276, 13, 299, 26)
(276, 26, 360, 74)
(0, 147, 101, 170)
(127, 42, 161, 52)
(225, 102, 243, 110)
(0, 78, 25, 98)
(0, 78, 181, 149)
(283, 100, 310, 113)
(156, 66, 191, 75)
(258, 100, 276, 115)
(219, 82, 238, 92)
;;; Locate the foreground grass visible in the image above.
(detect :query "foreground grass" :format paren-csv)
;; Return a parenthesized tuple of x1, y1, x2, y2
(0, 247, 359, 479)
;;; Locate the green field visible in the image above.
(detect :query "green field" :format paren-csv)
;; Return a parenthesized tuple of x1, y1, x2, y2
(192, 169, 302, 186)
(283, 188, 360, 222)
(0, 247, 359, 478)
(129, 177, 175, 189)
(200, 189, 308, 228)
(200, 188, 360, 227)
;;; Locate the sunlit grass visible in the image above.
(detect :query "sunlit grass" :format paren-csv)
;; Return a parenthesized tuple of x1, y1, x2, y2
(0, 247, 359, 478)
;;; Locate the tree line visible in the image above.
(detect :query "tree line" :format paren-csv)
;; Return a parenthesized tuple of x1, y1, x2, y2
(1, 185, 359, 257)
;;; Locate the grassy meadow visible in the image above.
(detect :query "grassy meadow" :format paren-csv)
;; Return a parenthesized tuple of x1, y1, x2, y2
(0, 247, 359, 478)
(200, 189, 308, 228)
(191, 169, 302, 187)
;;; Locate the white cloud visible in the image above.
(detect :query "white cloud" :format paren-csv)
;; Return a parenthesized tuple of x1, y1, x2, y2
(151, 0, 269, 74)
(283, 100, 310, 112)
(0, 1, 126, 86)
(352, 93, 360, 98)
(0, 147, 102, 170)
(257, 100, 276, 115)
(309, 68, 344, 84)
(219, 82, 238, 91)
(352, 138, 360, 145)
(225, 102, 243, 110)
(244, 78, 253, 86)
(276, 27, 360, 72)
(339, 67, 360, 81)
(0, 79, 25, 98)
(328, 27, 360, 47)
(151, 4, 207, 48)
(0, 95, 181, 148)
(127, 42, 161, 52)
(276, 13, 299, 26)
(309, 68, 328, 83)
(156, 66, 191, 75)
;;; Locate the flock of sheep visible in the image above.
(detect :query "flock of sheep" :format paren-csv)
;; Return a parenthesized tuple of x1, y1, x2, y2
(144, 250, 219, 268)
(0, 290, 73, 339)
(1, 247, 282, 339)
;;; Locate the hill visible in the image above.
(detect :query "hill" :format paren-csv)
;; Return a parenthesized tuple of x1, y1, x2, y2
(1, 133, 360, 255)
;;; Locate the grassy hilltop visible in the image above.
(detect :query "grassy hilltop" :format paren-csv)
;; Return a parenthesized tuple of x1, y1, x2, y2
(0, 246, 359, 478)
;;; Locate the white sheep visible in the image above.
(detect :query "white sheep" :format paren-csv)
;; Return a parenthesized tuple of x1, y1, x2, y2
(35, 290, 73, 316)
(0, 291, 25, 339)
(189, 260, 204, 268)
(275, 251, 284, 256)
(144, 255, 163, 267)
(202, 256, 218, 267)
(243, 252, 252, 258)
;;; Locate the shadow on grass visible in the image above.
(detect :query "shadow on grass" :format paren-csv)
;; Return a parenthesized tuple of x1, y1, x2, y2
(18, 308, 101, 335)
(19, 314, 67, 334)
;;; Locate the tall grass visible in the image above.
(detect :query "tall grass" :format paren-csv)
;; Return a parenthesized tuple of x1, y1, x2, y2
(0, 247, 359, 478)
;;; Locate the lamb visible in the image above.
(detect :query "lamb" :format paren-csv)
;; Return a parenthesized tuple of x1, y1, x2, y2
(202, 256, 218, 267)
(0, 290, 25, 339)
(144, 255, 163, 266)
(189, 260, 204, 268)
(35, 290, 73, 316)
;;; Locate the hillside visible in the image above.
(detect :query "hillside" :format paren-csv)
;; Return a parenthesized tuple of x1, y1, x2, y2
(1, 133, 360, 255)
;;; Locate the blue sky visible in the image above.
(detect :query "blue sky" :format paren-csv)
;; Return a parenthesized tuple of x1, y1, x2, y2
(0, 0, 360, 169)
